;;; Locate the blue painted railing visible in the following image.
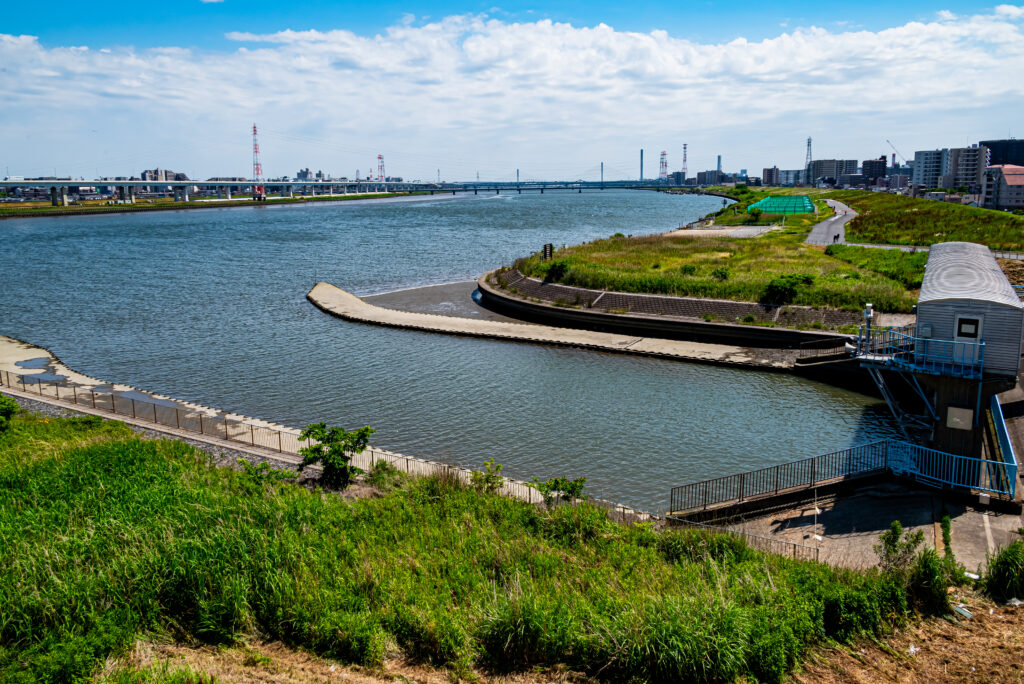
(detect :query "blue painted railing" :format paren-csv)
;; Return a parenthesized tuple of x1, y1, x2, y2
(670, 438, 1015, 513)
(856, 325, 985, 379)
(1014, 284, 1024, 301)
(991, 395, 1019, 476)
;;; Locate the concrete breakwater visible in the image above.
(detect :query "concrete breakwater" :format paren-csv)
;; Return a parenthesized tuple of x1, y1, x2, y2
(306, 281, 796, 371)
(481, 268, 861, 345)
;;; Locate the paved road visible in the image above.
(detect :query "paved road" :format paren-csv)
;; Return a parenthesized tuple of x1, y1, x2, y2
(805, 199, 857, 246)
(806, 199, 936, 253)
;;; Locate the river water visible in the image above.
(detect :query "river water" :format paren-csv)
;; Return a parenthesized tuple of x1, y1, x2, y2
(0, 190, 896, 511)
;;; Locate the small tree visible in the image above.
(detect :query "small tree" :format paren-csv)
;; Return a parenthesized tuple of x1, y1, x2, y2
(530, 476, 587, 508)
(298, 422, 375, 489)
(470, 458, 505, 495)
(874, 520, 924, 575)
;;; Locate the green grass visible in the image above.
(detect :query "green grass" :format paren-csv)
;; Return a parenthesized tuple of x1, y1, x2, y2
(823, 244, 929, 289)
(518, 231, 919, 312)
(826, 191, 1024, 250)
(0, 411, 941, 682)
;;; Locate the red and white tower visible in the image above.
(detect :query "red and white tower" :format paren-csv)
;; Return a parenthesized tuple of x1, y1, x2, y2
(682, 143, 688, 182)
(251, 124, 265, 200)
(659, 151, 668, 180)
(377, 154, 385, 182)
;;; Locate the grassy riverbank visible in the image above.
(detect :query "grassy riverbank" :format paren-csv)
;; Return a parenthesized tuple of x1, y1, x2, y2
(518, 231, 921, 312)
(1, 409, 950, 682)
(0, 191, 436, 219)
(828, 190, 1024, 250)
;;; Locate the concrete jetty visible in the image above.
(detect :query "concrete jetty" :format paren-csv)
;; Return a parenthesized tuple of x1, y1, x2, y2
(307, 282, 796, 370)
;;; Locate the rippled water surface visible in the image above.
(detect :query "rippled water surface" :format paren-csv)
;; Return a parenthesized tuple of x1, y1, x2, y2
(0, 190, 896, 510)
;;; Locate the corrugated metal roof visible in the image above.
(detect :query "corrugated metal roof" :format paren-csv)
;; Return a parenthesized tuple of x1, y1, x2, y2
(919, 242, 1023, 308)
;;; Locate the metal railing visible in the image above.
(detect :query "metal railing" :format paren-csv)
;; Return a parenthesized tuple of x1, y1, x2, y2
(665, 515, 820, 561)
(670, 441, 889, 513)
(855, 324, 985, 379)
(992, 250, 1024, 262)
(670, 438, 1016, 514)
(797, 336, 852, 361)
(990, 395, 1019, 474)
(0, 369, 663, 520)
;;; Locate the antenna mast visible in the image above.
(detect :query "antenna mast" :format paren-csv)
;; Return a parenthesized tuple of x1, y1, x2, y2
(804, 136, 813, 185)
(681, 143, 688, 182)
(252, 124, 265, 200)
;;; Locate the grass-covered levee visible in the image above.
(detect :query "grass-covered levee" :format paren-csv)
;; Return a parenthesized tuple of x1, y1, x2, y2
(0, 404, 972, 683)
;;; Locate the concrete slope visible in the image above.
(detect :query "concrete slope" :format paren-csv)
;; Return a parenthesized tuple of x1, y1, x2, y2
(307, 281, 794, 370)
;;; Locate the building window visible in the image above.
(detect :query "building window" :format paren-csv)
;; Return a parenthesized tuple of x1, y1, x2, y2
(957, 318, 980, 339)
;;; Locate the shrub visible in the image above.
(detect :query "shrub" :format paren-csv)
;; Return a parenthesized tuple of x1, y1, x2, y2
(0, 396, 19, 434)
(909, 548, 950, 614)
(679, 264, 697, 275)
(984, 540, 1024, 602)
(298, 423, 374, 489)
(711, 266, 731, 281)
(762, 274, 815, 305)
(874, 520, 924, 576)
(543, 260, 569, 282)
(366, 459, 405, 491)
(529, 476, 587, 508)
(470, 458, 504, 495)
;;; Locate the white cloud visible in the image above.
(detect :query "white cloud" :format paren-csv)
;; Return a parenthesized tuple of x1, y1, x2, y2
(937, 10, 957, 20)
(1, 9, 1023, 179)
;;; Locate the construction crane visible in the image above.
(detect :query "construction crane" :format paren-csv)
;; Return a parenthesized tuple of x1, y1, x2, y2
(886, 139, 907, 164)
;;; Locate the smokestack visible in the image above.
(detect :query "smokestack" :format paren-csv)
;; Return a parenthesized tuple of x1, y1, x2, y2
(640, 149, 644, 181)
(717, 155, 722, 173)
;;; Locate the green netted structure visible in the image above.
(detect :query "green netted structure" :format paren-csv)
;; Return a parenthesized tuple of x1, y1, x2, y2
(749, 195, 815, 215)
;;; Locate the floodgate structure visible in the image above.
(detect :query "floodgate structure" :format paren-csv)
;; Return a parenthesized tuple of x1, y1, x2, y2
(670, 241, 1021, 526)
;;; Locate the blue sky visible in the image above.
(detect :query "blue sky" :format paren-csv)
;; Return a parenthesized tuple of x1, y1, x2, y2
(3, 1, 992, 48)
(2, 2, 1023, 180)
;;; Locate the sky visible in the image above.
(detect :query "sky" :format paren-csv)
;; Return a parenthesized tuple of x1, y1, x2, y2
(2, 1, 1023, 181)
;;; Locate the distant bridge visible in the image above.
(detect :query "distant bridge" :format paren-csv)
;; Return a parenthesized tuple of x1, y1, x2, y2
(0, 177, 694, 207)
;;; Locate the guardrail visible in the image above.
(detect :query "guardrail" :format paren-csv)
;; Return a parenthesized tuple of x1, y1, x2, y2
(670, 441, 888, 513)
(856, 324, 985, 380)
(665, 515, 820, 561)
(670, 438, 1016, 514)
(0, 369, 664, 521)
(796, 336, 852, 362)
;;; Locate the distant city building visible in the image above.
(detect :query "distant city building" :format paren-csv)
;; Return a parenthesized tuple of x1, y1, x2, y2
(807, 159, 857, 185)
(888, 174, 910, 190)
(912, 150, 945, 188)
(140, 168, 188, 182)
(669, 171, 686, 185)
(981, 139, 1024, 167)
(982, 165, 1024, 210)
(696, 169, 725, 185)
(762, 166, 780, 186)
(778, 169, 803, 186)
(861, 156, 887, 182)
(837, 173, 866, 188)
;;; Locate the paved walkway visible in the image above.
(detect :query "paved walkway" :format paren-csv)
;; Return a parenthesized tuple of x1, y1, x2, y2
(805, 199, 857, 245)
(307, 282, 796, 370)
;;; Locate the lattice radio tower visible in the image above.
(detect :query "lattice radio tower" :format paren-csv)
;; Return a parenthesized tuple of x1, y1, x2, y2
(377, 154, 385, 182)
(681, 143, 688, 181)
(659, 151, 668, 180)
(804, 136, 813, 182)
(251, 124, 265, 200)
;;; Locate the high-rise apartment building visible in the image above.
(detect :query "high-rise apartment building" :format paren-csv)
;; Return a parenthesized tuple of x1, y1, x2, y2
(861, 156, 887, 183)
(981, 139, 1024, 167)
(807, 159, 857, 184)
(762, 166, 780, 186)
